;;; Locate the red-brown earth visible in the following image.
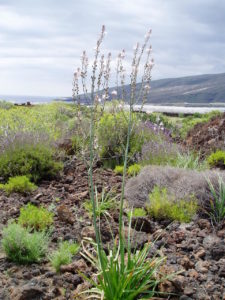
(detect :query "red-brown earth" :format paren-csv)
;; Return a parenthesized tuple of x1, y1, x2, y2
(0, 157, 225, 300)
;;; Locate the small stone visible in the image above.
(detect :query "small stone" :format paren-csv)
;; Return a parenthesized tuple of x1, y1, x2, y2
(219, 264, 225, 277)
(172, 275, 186, 291)
(33, 193, 42, 201)
(74, 191, 89, 199)
(158, 280, 176, 293)
(210, 241, 225, 260)
(31, 269, 41, 276)
(131, 217, 154, 233)
(179, 296, 193, 300)
(168, 230, 186, 244)
(11, 284, 45, 300)
(217, 229, 225, 238)
(180, 256, 194, 270)
(203, 235, 220, 249)
(65, 175, 74, 183)
(184, 286, 195, 295)
(194, 249, 206, 259)
(188, 269, 199, 279)
(57, 205, 75, 224)
(81, 226, 95, 239)
(60, 259, 88, 274)
(195, 261, 209, 273)
(197, 219, 211, 230)
(22, 272, 32, 280)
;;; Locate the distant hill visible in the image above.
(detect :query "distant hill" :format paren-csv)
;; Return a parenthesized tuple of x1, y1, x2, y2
(142, 73, 225, 104)
(65, 73, 225, 105)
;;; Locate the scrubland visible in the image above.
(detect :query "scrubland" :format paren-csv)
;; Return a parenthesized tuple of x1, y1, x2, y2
(0, 26, 225, 299)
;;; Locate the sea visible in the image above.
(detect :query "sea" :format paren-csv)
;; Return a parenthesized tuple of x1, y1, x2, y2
(1, 94, 225, 114)
(0, 95, 62, 104)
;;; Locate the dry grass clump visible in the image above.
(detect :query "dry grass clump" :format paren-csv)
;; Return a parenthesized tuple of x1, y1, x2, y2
(125, 165, 225, 212)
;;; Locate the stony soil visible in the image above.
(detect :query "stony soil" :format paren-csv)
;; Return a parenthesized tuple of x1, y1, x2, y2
(0, 157, 225, 300)
(185, 113, 225, 157)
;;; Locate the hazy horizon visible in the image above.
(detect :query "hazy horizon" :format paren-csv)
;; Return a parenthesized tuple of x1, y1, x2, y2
(1, 71, 225, 99)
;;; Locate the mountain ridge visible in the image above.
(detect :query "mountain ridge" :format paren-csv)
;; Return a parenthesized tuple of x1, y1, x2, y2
(66, 72, 225, 105)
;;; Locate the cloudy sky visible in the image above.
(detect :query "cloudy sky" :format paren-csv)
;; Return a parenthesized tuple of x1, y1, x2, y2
(0, 0, 225, 97)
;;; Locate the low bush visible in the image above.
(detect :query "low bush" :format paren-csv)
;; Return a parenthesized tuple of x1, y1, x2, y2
(97, 112, 144, 168)
(0, 176, 37, 195)
(138, 125, 180, 167)
(18, 203, 54, 231)
(0, 144, 63, 182)
(1, 223, 49, 264)
(127, 164, 141, 177)
(148, 186, 198, 222)
(114, 165, 124, 175)
(127, 208, 147, 220)
(49, 241, 80, 272)
(125, 165, 225, 211)
(207, 150, 225, 169)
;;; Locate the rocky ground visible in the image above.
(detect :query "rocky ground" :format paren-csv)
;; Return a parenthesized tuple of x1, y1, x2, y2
(0, 157, 225, 299)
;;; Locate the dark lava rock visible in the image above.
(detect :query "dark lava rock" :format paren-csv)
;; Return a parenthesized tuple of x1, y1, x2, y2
(11, 284, 45, 300)
(210, 241, 225, 260)
(131, 216, 155, 233)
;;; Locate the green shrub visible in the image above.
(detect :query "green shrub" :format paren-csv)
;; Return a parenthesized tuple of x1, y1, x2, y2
(207, 150, 225, 169)
(139, 132, 179, 168)
(70, 134, 90, 155)
(148, 186, 198, 223)
(114, 165, 124, 175)
(49, 241, 80, 272)
(174, 151, 208, 171)
(127, 164, 141, 176)
(0, 144, 63, 182)
(1, 223, 49, 264)
(84, 188, 118, 218)
(0, 176, 37, 195)
(127, 208, 147, 220)
(140, 112, 175, 132)
(71, 135, 83, 154)
(207, 176, 225, 224)
(97, 112, 144, 168)
(178, 110, 222, 139)
(18, 203, 54, 231)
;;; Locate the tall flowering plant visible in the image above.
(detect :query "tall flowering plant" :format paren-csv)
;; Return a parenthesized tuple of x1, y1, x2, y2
(73, 26, 166, 299)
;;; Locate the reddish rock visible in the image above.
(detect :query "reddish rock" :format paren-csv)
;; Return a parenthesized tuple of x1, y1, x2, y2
(81, 226, 95, 239)
(60, 259, 88, 274)
(57, 205, 75, 224)
(197, 219, 211, 230)
(180, 256, 194, 270)
(194, 249, 206, 259)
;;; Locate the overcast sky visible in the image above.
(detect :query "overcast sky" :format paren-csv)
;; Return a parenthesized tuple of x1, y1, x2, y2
(0, 0, 225, 97)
